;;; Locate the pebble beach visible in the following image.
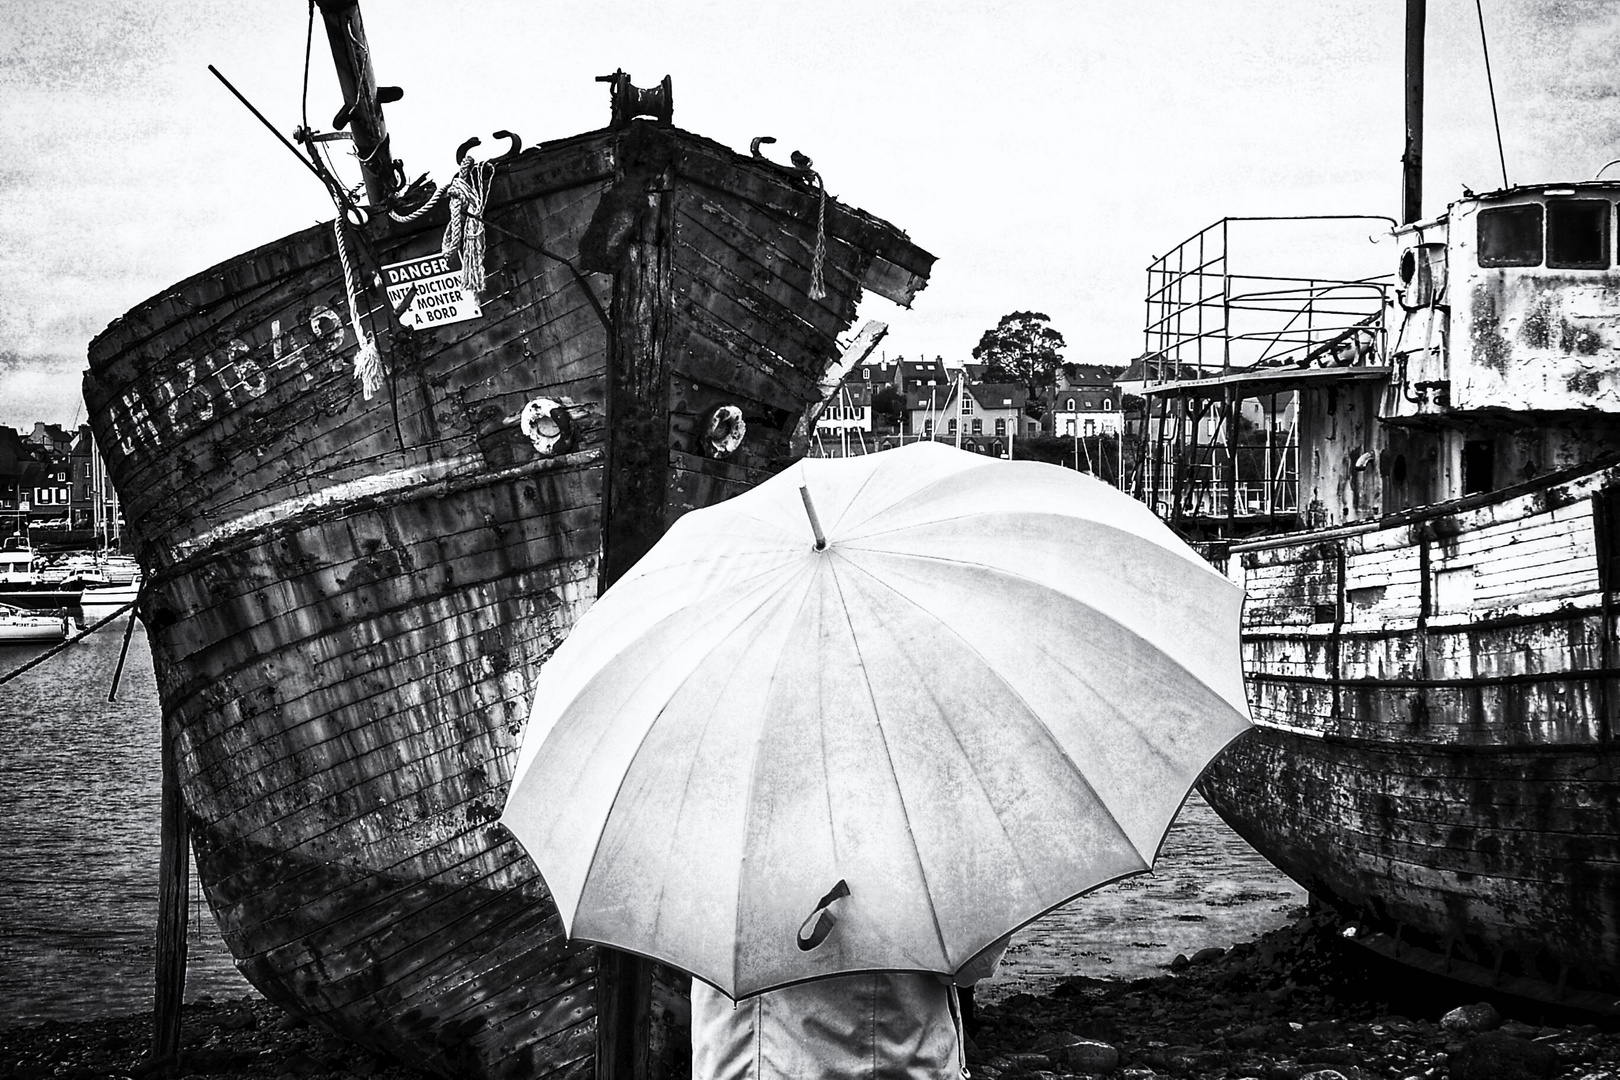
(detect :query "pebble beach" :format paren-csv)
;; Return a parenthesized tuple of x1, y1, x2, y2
(7, 909, 1617, 1080)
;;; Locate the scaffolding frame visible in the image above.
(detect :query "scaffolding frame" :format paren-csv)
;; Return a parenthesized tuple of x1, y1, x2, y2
(1134, 216, 1395, 536)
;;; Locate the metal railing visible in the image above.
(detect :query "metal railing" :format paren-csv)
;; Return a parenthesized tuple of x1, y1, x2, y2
(1134, 216, 1394, 535)
(1143, 216, 1396, 377)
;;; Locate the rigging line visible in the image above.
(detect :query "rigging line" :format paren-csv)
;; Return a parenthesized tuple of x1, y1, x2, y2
(0, 601, 135, 688)
(208, 64, 348, 206)
(301, 0, 313, 137)
(1476, 0, 1509, 189)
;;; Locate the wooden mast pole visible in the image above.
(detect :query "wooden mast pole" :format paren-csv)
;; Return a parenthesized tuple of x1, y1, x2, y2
(315, 0, 398, 206)
(1402, 0, 1426, 224)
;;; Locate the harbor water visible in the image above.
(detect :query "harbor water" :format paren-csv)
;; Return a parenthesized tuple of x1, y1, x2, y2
(0, 621, 1304, 1024)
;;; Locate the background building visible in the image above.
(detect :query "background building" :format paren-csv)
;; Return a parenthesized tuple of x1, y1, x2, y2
(0, 423, 121, 544)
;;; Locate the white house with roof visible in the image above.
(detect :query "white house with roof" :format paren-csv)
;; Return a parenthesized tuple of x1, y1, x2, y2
(904, 380, 1034, 456)
(895, 355, 951, 393)
(1050, 363, 1123, 437)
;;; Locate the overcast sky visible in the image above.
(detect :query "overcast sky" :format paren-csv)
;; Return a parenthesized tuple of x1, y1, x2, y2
(2, 0, 1617, 429)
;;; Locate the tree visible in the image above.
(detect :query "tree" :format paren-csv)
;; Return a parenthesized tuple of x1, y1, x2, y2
(971, 311, 1067, 403)
(872, 385, 904, 431)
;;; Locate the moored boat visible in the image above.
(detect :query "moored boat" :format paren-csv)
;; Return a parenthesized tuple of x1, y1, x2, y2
(97, 555, 140, 585)
(0, 545, 108, 612)
(78, 579, 140, 623)
(1132, 0, 1620, 1013)
(81, 3, 932, 1078)
(0, 603, 70, 644)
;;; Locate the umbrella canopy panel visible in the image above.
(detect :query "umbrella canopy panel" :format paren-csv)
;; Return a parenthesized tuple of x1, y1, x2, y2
(505, 442, 1249, 998)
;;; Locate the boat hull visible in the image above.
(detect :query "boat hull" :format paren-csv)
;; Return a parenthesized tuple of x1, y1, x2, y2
(1206, 462, 1620, 1011)
(0, 583, 86, 611)
(78, 583, 141, 622)
(0, 609, 69, 642)
(85, 120, 929, 1080)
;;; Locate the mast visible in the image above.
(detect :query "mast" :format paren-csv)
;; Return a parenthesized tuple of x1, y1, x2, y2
(316, 0, 400, 205)
(1402, 0, 1426, 224)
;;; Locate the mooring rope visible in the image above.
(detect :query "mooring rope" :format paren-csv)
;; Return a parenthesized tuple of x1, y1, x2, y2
(0, 600, 137, 688)
(444, 160, 494, 295)
(331, 216, 386, 400)
(388, 157, 496, 296)
(808, 170, 827, 301)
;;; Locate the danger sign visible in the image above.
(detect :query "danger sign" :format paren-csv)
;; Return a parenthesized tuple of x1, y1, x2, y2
(383, 252, 482, 330)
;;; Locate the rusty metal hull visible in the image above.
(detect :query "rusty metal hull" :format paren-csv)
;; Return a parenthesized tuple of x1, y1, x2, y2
(1206, 461, 1620, 1011)
(82, 121, 931, 1080)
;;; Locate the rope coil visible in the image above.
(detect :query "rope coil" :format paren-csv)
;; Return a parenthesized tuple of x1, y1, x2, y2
(332, 216, 386, 400)
(808, 170, 827, 300)
(389, 156, 495, 296)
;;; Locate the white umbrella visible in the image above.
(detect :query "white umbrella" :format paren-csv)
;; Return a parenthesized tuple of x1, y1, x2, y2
(502, 441, 1249, 998)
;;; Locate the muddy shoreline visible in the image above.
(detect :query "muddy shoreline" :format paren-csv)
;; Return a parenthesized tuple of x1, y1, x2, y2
(5, 910, 1616, 1080)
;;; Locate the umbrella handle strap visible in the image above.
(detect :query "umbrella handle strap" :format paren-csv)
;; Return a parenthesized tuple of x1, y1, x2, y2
(795, 879, 850, 951)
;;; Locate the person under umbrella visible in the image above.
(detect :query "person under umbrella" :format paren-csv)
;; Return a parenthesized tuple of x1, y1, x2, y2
(691, 931, 1011, 1080)
(502, 442, 1250, 1077)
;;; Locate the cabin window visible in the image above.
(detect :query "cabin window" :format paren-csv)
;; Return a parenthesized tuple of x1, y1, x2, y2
(1477, 204, 1543, 267)
(1547, 200, 1610, 269)
(1462, 439, 1494, 495)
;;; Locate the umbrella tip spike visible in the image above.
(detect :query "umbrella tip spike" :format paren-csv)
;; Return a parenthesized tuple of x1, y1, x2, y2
(798, 485, 828, 551)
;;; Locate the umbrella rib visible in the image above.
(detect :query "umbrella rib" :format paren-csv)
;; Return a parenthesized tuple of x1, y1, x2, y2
(570, 563, 814, 934)
(832, 554, 1146, 867)
(821, 461, 889, 538)
(823, 556, 955, 967)
(843, 545, 1243, 724)
(855, 582, 1047, 912)
(638, 579, 806, 951)
(844, 509, 1213, 573)
(827, 458, 996, 538)
(731, 561, 830, 995)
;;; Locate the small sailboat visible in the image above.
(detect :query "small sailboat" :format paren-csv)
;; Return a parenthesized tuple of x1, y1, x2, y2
(0, 603, 70, 644)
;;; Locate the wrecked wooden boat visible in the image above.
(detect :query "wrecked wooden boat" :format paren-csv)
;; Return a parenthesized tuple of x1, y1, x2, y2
(1132, 1, 1620, 1014)
(80, 4, 932, 1077)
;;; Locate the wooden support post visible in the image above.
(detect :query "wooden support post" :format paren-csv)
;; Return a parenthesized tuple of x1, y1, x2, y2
(1591, 491, 1615, 742)
(1225, 388, 1238, 532)
(152, 716, 190, 1064)
(1330, 542, 1346, 727)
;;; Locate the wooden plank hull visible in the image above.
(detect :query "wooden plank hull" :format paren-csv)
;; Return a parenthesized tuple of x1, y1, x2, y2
(1207, 463, 1620, 1011)
(83, 121, 931, 1079)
